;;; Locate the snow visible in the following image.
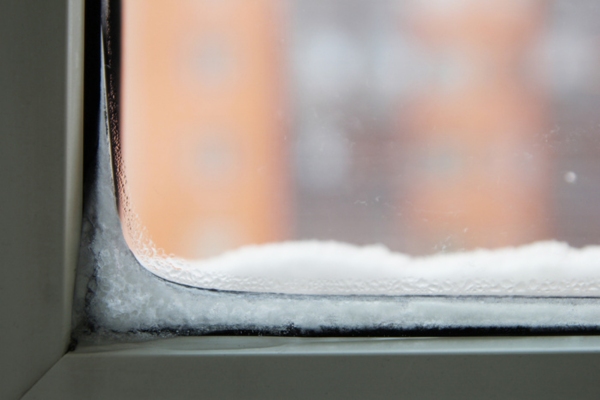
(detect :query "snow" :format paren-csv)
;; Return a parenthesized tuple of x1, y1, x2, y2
(82, 188, 600, 334)
(138, 240, 600, 296)
(138, 241, 600, 296)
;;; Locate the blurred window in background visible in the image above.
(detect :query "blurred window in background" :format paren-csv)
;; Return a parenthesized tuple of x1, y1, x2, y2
(120, 0, 600, 294)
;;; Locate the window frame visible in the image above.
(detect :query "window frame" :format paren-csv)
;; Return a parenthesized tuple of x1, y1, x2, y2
(2, 1, 600, 398)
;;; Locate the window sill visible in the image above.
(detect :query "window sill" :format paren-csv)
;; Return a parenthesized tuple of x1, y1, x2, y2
(24, 335, 600, 399)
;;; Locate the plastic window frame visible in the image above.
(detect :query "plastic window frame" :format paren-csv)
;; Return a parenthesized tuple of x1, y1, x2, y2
(3, 1, 600, 398)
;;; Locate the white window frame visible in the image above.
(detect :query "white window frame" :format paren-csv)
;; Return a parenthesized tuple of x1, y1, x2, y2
(2, 1, 600, 398)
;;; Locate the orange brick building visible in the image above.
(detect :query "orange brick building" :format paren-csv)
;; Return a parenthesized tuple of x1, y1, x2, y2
(398, 1, 550, 253)
(121, 0, 288, 259)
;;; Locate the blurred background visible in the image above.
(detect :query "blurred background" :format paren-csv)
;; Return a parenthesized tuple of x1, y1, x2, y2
(121, 0, 600, 259)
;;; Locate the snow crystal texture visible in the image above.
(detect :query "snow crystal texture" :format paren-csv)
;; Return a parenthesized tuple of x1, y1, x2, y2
(140, 240, 600, 296)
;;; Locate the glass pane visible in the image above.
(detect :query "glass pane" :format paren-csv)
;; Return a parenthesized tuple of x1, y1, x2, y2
(120, 0, 600, 295)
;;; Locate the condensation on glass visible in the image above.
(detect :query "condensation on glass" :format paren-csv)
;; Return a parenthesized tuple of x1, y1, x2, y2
(118, 0, 600, 296)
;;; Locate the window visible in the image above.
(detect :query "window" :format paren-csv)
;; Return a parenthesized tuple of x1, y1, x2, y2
(4, 1, 600, 399)
(75, 0, 600, 336)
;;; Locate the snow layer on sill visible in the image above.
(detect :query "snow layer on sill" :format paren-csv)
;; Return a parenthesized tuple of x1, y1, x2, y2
(86, 192, 600, 334)
(85, 210, 600, 334)
(138, 240, 600, 296)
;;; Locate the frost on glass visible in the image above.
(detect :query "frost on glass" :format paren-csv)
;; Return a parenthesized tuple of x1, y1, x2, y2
(73, 0, 600, 336)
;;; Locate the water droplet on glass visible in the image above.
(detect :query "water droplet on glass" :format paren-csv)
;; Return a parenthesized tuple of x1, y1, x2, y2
(564, 171, 577, 184)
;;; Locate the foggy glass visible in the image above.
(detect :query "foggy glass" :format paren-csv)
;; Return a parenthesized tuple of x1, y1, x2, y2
(121, 0, 600, 260)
